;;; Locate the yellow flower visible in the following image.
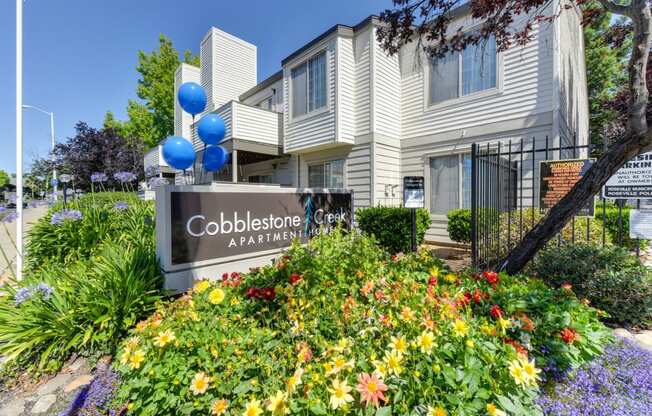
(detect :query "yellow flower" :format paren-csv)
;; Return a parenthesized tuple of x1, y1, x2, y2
(287, 368, 304, 393)
(509, 360, 527, 387)
(327, 356, 354, 375)
(119, 349, 130, 366)
(498, 318, 511, 333)
(416, 330, 436, 354)
(465, 339, 475, 348)
(487, 403, 506, 416)
(453, 319, 469, 337)
(208, 288, 225, 305)
(519, 356, 542, 386)
(333, 338, 350, 353)
(372, 360, 387, 378)
(427, 405, 447, 416)
(230, 297, 241, 306)
(211, 399, 228, 415)
(480, 324, 495, 335)
(190, 372, 211, 395)
(400, 306, 415, 321)
(443, 273, 457, 283)
(194, 280, 210, 294)
(124, 336, 140, 352)
(243, 399, 263, 416)
(328, 378, 354, 409)
(383, 350, 403, 376)
(153, 329, 175, 348)
(266, 390, 290, 415)
(128, 349, 145, 370)
(389, 335, 408, 355)
(188, 310, 200, 321)
(428, 266, 440, 277)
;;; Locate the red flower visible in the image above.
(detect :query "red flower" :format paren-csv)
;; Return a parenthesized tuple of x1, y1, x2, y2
(483, 271, 499, 285)
(222, 272, 229, 281)
(518, 314, 535, 332)
(289, 273, 302, 285)
(374, 290, 386, 301)
(246, 287, 258, 298)
(456, 292, 472, 308)
(245, 286, 276, 301)
(490, 304, 503, 319)
(428, 276, 438, 286)
(472, 288, 484, 304)
(560, 328, 578, 344)
(504, 338, 528, 356)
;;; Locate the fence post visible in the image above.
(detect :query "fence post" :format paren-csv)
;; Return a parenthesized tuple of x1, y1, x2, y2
(471, 143, 478, 268)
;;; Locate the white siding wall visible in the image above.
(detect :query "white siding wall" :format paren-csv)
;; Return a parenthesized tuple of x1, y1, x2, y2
(556, 1, 589, 146)
(174, 64, 200, 139)
(241, 78, 284, 113)
(283, 39, 337, 153)
(233, 102, 282, 146)
(201, 27, 257, 112)
(399, 18, 554, 142)
(374, 142, 401, 206)
(354, 28, 372, 136)
(338, 36, 356, 142)
(373, 28, 402, 138)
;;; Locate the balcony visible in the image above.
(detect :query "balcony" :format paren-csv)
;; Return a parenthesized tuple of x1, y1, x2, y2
(193, 101, 283, 156)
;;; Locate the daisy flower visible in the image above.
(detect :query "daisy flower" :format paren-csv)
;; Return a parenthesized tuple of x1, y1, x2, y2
(194, 280, 210, 294)
(518, 356, 542, 386)
(153, 329, 175, 348)
(328, 379, 354, 409)
(427, 405, 447, 416)
(452, 319, 469, 337)
(243, 399, 263, 416)
(287, 368, 304, 393)
(190, 372, 211, 395)
(388, 335, 408, 355)
(266, 390, 290, 415)
(383, 350, 403, 376)
(356, 372, 388, 407)
(416, 330, 435, 354)
(211, 399, 228, 415)
(209, 288, 225, 304)
(487, 403, 506, 416)
(129, 349, 145, 370)
(508, 360, 527, 387)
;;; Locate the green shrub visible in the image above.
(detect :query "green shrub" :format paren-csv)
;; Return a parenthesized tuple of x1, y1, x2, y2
(0, 241, 163, 373)
(113, 229, 611, 416)
(25, 192, 154, 271)
(447, 208, 471, 243)
(594, 203, 647, 250)
(531, 243, 652, 328)
(357, 206, 431, 253)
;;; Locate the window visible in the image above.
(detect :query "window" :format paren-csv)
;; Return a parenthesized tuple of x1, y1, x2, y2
(257, 97, 273, 111)
(429, 154, 471, 215)
(308, 159, 344, 188)
(292, 51, 327, 118)
(248, 174, 273, 184)
(429, 36, 497, 105)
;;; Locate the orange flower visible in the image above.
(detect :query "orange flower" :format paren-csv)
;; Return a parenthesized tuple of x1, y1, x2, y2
(356, 372, 388, 407)
(360, 281, 375, 296)
(560, 328, 578, 344)
(561, 283, 573, 291)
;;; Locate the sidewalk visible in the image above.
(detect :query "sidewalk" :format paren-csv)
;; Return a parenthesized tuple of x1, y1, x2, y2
(0, 206, 48, 283)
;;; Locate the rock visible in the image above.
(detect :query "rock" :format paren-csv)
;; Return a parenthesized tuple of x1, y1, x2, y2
(64, 374, 94, 393)
(613, 328, 634, 339)
(36, 372, 73, 396)
(66, 357, 87, 373)
(0, 397, 26, 416)
(31, 394, 57, 414)
(634, 330, 652, 352)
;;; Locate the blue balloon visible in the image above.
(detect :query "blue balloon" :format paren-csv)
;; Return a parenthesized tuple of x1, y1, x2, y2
(162, 136, 196, 170)
(197, 114, 226, 145)
(202, 145, 228, 172)
(177, 82, 207, 116)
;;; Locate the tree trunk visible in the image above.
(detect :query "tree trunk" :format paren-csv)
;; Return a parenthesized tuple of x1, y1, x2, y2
(499, 0, 652, 274)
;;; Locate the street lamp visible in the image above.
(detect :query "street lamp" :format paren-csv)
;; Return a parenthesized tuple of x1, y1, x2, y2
(22, 105, 57, 200)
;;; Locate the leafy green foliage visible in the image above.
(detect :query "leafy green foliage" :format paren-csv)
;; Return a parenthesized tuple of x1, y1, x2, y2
(531, 244, 652, 328)
(0, 241, 162, 373)
(594, 202, 647, 250)
(25, 192, 154, 271)
(114, 229, 611, 415)
(447, 208, 471, 244)
(0, 170, 9, 190)
(356, 207, 431, 253)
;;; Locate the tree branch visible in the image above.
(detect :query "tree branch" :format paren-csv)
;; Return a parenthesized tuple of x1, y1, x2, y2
(597, 0, 632, 17)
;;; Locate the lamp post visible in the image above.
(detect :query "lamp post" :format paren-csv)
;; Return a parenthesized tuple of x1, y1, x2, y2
(23, 105, 57, 200)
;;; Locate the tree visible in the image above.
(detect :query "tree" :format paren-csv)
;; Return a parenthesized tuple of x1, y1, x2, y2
(0, 170, 9, 190)
(32, 122, 145, 191)
(377, 0, 651, 274)
(110, 35, 199, 148)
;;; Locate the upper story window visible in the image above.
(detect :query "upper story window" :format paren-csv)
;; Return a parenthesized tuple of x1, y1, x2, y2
(291, 51, 327, 118)
(429, 36, 497, 105)
(257, 96, 273, 111)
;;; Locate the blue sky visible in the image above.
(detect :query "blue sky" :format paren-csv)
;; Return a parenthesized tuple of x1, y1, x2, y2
(0, 0, 387, 174)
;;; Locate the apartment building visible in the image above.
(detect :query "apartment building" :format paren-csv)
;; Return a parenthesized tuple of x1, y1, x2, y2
(145, 2, 589, 244)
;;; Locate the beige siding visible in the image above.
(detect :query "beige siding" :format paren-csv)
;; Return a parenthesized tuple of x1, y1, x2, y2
(354, 28, 372, 136)
(338, 37, 356, 142)
(556, 1, 589, 146)
(374, 142, 401, 206)
(399, 19, 554, 142)
(283, 39, 337, 153)
(373, 28, 402, 138)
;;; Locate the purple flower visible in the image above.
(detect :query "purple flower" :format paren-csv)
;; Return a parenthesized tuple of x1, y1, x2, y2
(36, 283, 54, 300)
(0, 206, 6, 213)
(2, 212, 18, 223)
(114, 201, 129, 210)
(14, 287, 32, 306)
(90, 172, 108, 183)
(113, 171, 137, 183)
(148, 177, 169, 187)
(58, 364, 119, 416)
(14, 283, 54, 306)
(51, 209, 83, 225)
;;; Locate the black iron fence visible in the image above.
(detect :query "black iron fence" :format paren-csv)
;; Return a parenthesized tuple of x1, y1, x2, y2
(470, 136, 643, 270)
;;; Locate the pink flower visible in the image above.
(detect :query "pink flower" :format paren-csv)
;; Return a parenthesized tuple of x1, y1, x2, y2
(356, 372, 388, 407)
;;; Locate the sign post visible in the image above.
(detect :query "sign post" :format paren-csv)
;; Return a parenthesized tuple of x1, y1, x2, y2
(603, 151, 652, 199)
(539, 159, 595, 216)
(403, 176, 425, 252)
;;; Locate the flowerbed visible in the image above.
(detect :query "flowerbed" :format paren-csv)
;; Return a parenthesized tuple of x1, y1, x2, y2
(537, 338, 652, 415)
(113, 229, 611, 415)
